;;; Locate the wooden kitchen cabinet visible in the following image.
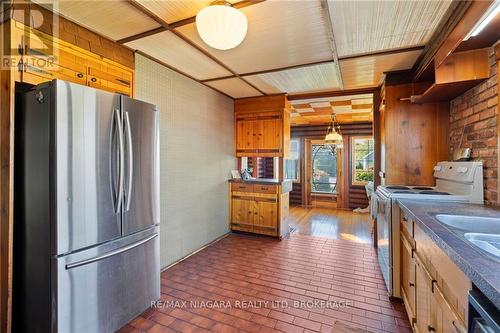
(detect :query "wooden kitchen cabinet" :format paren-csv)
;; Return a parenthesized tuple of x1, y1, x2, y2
(400, 232, 416, 325)
(234, 95, 290, 157)
(229, 182, 289, 238)
(399, 207, 470, 333)
(14, 22, 134, 96)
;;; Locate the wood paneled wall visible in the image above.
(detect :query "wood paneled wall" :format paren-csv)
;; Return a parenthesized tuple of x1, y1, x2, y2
(290, 123, 373, 208)
(380, 83, 450, 186)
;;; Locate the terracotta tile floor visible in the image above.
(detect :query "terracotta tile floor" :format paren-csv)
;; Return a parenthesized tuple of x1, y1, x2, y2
(120, 226, 411, 333)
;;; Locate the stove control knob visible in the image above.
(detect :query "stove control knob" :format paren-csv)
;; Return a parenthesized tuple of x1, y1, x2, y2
(457, 167, 468, 173)
(433, 166, 442, 171)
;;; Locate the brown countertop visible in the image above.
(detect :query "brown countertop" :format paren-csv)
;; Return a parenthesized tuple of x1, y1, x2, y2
(228, 178, 293, 193)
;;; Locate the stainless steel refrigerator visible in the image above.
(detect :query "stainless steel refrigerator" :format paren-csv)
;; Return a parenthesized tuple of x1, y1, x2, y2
(14, 80, 160, 332)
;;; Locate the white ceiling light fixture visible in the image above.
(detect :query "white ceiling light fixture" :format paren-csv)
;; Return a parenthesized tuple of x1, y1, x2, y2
(464, 0, 500, 40)
(196, 1, 248, 50)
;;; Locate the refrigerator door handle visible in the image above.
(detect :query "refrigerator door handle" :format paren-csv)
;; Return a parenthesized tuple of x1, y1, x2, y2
(65, 233, 158, 269)
(124, 111, 133, 212)
(114, 109, 124, 214)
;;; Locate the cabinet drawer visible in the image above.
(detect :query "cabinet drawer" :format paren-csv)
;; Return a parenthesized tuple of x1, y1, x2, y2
(253, 184, 278, 194)
(231, 183, 254, 192)
(400, 213, 414, 243)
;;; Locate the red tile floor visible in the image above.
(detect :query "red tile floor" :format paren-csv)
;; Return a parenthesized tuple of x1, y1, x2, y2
(120, 208, 411, 333)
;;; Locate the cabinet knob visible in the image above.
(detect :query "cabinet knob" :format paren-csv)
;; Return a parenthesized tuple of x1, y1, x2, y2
(77, 73, 84, 78)
(427, 325, 435, 332)
(91, 77, 97, 82)
(409, 282, 414, 287)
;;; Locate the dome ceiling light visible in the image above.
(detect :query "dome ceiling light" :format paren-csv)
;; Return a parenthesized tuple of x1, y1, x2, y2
(196, 1, 248, 50)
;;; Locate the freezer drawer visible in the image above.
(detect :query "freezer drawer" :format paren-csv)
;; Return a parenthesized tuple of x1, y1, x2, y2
(55, 229, 160, 333)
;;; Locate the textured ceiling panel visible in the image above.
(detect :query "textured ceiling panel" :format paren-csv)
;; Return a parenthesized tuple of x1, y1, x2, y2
(176, 0, 333, 73)
(328, 0, 453, 57)
(39, 0, 160, 40)
(136, 0, 237, 24)
(205, 78, 262, 99)
(126, 31, 232, 80)
(244, 63, 341, 94)
(339, 50, 423, 89)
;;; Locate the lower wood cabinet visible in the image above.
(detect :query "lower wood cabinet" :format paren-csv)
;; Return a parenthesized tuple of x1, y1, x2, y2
(230, 183, 289, 238)
(399, 209, 469, 333)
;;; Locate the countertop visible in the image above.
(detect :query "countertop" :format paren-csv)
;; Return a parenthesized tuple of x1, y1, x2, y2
(397, 199, 500, 309)
(228, 178, 293, 193)
(228, 178, 291, 185)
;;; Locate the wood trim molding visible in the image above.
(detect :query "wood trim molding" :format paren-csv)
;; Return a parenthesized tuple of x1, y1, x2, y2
(117, 0, 266, 44)
(338, 45, 426, 61)
(322, 0, 344, 90)
(495, 42, 500, 61)
(201, 59, 336, 83)
(287, 87, 375, 101)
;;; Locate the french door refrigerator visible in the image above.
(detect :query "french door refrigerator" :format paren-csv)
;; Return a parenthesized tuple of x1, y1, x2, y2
(14, 80, 160, 332)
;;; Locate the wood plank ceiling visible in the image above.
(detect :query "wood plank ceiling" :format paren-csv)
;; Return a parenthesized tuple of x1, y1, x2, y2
(37, 0, 453, 122)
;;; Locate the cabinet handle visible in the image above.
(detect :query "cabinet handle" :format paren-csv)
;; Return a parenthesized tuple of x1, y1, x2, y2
(409, 282, 414, 287)
(254, 212, 258, 215)
(427, 325, 435, 332)
(77, 73, 84, 78)
(91, 77, 97, 82)
(248, 211, 251, 214)
(261, 187, 267, 190)
(402, 217, 407, 222)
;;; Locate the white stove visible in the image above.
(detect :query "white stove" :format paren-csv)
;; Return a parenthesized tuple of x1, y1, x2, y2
(377, 161, 484, 203)
(375, 161, 484, 298)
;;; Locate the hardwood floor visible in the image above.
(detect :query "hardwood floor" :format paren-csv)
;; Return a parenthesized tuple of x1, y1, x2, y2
(288, 206, 373, 244)
(121, 217, 411, 333)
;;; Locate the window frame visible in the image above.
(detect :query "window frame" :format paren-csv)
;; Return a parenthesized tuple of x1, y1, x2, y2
(310, 143, 338, 194)
(286, 138, 301, 183)
(351, 136, 374, 186)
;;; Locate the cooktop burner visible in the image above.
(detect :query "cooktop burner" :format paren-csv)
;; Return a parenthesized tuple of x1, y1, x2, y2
(387, 186, 411, 190)
(412, 186, 434, 190)
(419, 191, 451, 195)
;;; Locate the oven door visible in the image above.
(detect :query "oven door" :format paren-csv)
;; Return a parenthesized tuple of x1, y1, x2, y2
(376, 192, 392, 295)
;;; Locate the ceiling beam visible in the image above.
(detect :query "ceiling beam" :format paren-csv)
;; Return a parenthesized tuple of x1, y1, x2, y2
(287, 87, 375, 101)
(201, 59, 336, 83)
(118, 0, 265, 44)
(322, 0, 344, 90)
(125, 0, 267, 96)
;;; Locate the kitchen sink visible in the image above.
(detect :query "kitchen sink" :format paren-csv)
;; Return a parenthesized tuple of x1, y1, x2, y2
(434, 214, 500, 261)
(434, 214, 500, 234)
(464, 233, 500, 259)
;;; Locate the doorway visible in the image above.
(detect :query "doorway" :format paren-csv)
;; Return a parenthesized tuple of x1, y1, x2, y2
(304, 139, 343, 208)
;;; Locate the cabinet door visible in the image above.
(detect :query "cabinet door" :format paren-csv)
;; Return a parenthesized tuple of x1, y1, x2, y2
(401, 233, 416, 324)
(260, 117, 282, 151)
(254, 197, 278, 236)
(231, 196, 254, 232)
(415, 256, 432, 333)
(430, 285, 466, 333)
(237, 120, 258, 151)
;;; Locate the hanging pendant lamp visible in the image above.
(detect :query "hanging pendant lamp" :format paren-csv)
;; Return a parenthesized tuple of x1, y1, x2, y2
(196, 1, 248, 50)
(325, 113, 343, 148)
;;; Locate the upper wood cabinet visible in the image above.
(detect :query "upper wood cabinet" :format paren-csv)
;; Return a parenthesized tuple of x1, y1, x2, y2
(234, 95, 291, 157)
(13, 22, 134, 96)
(378, 82, 449, 186)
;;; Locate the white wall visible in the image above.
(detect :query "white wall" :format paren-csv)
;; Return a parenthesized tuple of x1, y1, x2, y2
(134, 54, 235, 268)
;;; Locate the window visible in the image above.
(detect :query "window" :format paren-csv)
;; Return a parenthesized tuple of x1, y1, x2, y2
(311, 144, 337, 194)
(285, 139, 300, 181)
(352, 137, 374, 185)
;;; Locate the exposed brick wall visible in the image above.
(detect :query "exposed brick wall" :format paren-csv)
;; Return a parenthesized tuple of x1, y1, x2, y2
(449, 43, 499, 205)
